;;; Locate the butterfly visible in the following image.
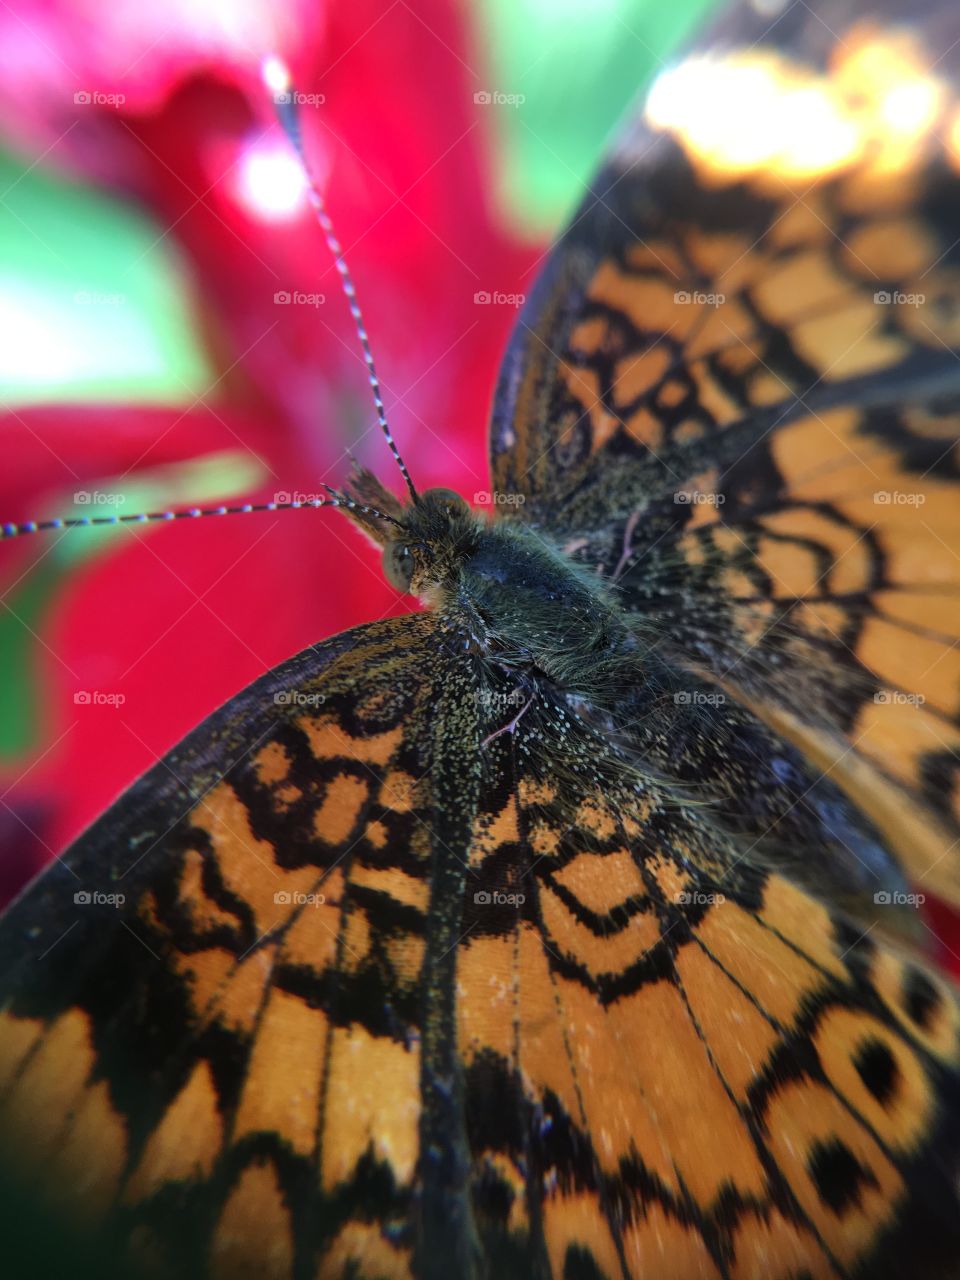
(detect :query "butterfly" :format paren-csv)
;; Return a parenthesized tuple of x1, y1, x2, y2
(2, 0, 960, 1277)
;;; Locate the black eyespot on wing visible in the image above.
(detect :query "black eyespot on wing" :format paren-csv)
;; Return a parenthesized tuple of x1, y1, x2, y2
(853, 1038, 899, 1108)
(563, 1245, 609, 1280)
(903, 966, 942, 1032)
(807, 1138, 880, 1215)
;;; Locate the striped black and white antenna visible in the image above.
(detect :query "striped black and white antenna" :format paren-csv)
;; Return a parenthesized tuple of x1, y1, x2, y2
(263, 56, 418, 504)
(0, 491, 403, 540)
(1, 57, 414, 541)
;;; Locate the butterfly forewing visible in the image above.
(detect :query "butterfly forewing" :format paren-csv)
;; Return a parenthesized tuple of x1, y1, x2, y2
(489, 0, 960, 909)
(0, 618, 450, 1276)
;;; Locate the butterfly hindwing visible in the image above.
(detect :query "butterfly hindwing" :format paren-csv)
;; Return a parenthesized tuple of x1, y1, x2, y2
(489, 0, 960, 907)
(460, 735, 960, 1279)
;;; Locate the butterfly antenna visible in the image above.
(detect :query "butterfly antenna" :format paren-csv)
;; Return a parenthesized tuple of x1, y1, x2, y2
(263, 56, 419, 504)
(0, 495, 404, 541)
(2, 65, 416, 544)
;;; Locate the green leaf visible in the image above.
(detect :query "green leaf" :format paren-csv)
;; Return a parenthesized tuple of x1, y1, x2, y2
(0, 559, 61, 758)
(53, 450, 267, 568)
(0, 150, 213, 406)
(477, 0, 720, 234)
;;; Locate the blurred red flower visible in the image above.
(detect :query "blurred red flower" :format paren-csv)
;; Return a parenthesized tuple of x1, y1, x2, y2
(0, 0, 538, 884)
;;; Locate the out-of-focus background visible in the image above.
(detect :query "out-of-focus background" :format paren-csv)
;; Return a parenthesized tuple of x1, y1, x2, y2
(0, 0, 717, 899)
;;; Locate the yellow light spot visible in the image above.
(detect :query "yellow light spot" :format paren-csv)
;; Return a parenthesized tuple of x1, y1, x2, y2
(646, 54, 861, 182)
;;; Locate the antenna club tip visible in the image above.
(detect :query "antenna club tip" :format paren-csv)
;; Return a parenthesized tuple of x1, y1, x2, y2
(262, 55, 291, 98)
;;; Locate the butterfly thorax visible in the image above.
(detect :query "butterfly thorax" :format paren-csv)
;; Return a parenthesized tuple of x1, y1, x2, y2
(364, 484, 634, 702)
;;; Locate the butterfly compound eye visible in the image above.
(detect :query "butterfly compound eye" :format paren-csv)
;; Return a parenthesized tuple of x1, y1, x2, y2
(422, 487, 469, 516)
(383, 541, 415, 592)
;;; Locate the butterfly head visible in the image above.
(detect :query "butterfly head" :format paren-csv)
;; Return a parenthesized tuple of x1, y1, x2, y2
(382, 487, 480, 597)
(338, 464, 478, 595)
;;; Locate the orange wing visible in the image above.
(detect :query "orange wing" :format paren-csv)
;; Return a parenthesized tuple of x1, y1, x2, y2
(2, 617, 958, 1278)
(0, 616, 444, 1278)
(456, 705, 960, 1280)
(489, 0, 960, 909)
